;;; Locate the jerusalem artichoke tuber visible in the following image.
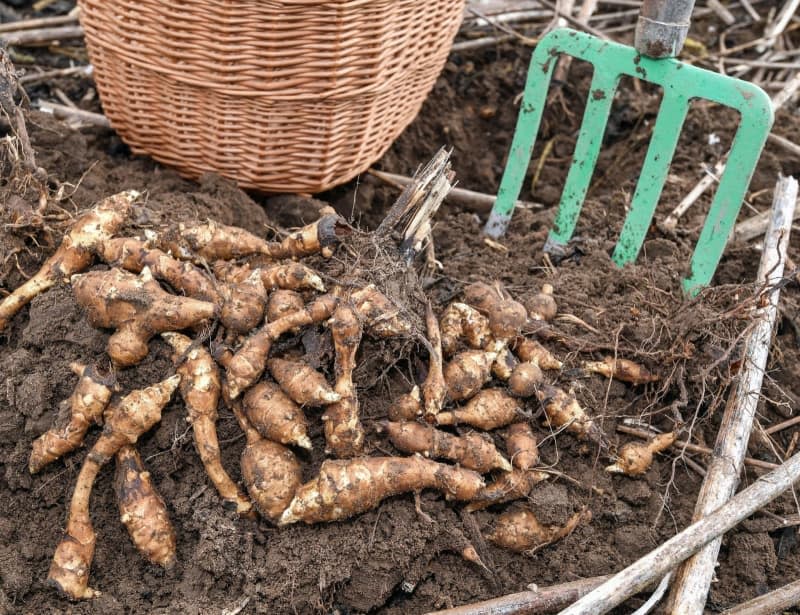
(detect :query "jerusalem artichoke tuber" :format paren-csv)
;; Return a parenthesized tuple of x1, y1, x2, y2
(464, 469, 549, 512)
(72, 267, 216, 367)
(492, 347, 518, 381)
(508, 362, 543, 398)
(162, 333, 253, 515)
(512, 337, 563, 370)
(0, 190, 137, 331)
(114, 444, 176, 567)
(383, 421, 512, 473)
(486, 507, 591, 553)
(350, 285, 412, 338)
(537, 385, 603, 443)
(463, 282, 527, 341)
(243, 381, 312, 450)
(440, 302, 491, 356)
(525, 284, 557, 321)
(505, 422, 540, 470)
(444, 349, 497, 402)
(29, 363, 114, 474)
(584, 356, 659, 385)
(48, 375, 179, 600)
(268, 358, 340, 407)
(421, 302, 446, 421)
(267, 289, 305, 323)
(388, 386, 422, 422)
(606, 431, 676, 476)
(278, 455, 485, 525)
(437, 388, 522, 431)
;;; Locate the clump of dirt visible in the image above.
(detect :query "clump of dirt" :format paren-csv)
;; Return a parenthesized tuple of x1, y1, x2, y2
(1, 24, 800, 615)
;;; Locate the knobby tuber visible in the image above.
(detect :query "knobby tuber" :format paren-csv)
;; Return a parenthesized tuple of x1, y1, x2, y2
(508, 361, 543, 398)
(322, 303, 366, 457)
(437, 388, 522, 431)
(538, 385, 603, 443)
(351, 285, 412, 338)
(445, 349, 497, 401)
(465, 469, 549, 512)
(72, 267, 216, 367)
(463, 282, 527, 342)
(606, 432, 676, 476)
(114, 444, 176, 567)
(243, 381, 312, 450)
(486, 507, 591, 553)
(49, 375, 180, 600)
(0, 190, 137, 331)
(505, 422, 540, 470)
(440, 302, 491, 356)
(492, 347, 518, 381)
(267, 289, 304, 322)
(260, 263, 325, 292)
(214, 265, 267, 334)
(584, 356, 660, 385)
(383, 421, 512, 473)
(513, 337, 563, 370)
(525, 283, 557, 321)
(232, 403, 302, 523)
(279, 455, 485, 525)
(268, 358, 340, 406)
(29, 362, 114, 474)
(226, 293, 338, 399)
(388, 386, 422, 422)
(163, 333, 253, 515)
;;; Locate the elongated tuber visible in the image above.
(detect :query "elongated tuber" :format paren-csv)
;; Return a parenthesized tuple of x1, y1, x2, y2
(388, 386, 422, 422)
(322, 303, 366, 457)
(268, 358, 340, 406)
(226, 293, 338, 399)
(0, 190, 137, 331)
(525, 283, 557, 321)
(445, 349, 497, 402)
(72, 267, 216, 367)
(163, 333, 252, 515)
(606, 432, 676, 476)
(465, 469, 549, 512)
(440, 302, 491, 356)
(260, 263, 325, 292)
(437, 388, 522, 431)
(422, 302, 446, 420)
(114, 444, 176, 567)
(513, 337, 563, 370)
(232, 403, 301, 523)
(267, 289, 304, 322)
(537, 385, 603, 443)
(49, 375, 179, 600)
(243, 381, 312, 450)
(383, 421, 512, 473)
(29, 363, 114, 474)
(508, 362, 543, 398)
(463, 282, 527, 341)
(505, 422, 539, 470)
(584, 356, 659, 385)
(486, 507, 591, 553)
(278, 455, 485, 525)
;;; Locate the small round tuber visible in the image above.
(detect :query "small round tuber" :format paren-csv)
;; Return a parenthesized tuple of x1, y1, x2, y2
(388, 386, 422, 422)
(537, 385, 603, 443)
(507, 362, 543, 398)
(525, 284, 557, 321)
(267, 289, 304, 322)
(512, 337, 563, 370)
(444, 349, 497, 402)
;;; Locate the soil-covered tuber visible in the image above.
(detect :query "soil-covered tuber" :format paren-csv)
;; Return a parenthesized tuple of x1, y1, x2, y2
(351, 285, 412, 338)
(388, 386, 422, 422)
(538, 385, 603, 443)
(505, 422, 539, 470)
(421, 302, 446, 420)
(48, 375, 179, 600)
(278, 455, 485, 525)
(525, 284, 557, 321)
(437, 388, 522, 431)
(465, 469, 549, 512)
(486, 507, 591, 553)
(0, 190, 137, 331)
(440, 302, 491, 356)
(492, 348, 518, 381)
(260, 263, 325, 292)
(383, 421, 511, 473)
(163, 333, 252, 515)
(29, 363, 114, 474)
(444, 349, 497, 401)
(268, 358, 340, 407)
(243, 381, 312, 450)
(463, 282, 527, 341)
(606, 432, 676, 476)
(114, 445, 176, 567)
(508, 362, 543, 398)
(512, 337, 563, 370)
(584, 356, 660, 385)
(72, 267, 216, 367)
(267, 289, 304, 322)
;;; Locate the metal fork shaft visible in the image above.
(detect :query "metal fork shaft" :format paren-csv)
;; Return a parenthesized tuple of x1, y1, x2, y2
(635, 0, 696, 58)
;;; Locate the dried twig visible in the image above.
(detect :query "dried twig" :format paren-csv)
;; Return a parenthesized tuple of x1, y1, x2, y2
(721, 578, 800, 615)
(667, 175, 798, 615)
(765, 415, 800, 435)
(0, 11, 79, 34)
(36, 101, 111, 129)
(559, 449, 800, 615)
(19, 64, 92, 86)
(0, 25, 84, 47)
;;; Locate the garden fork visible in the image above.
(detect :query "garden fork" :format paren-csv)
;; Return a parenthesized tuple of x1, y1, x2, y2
(484, 0, 774, 294)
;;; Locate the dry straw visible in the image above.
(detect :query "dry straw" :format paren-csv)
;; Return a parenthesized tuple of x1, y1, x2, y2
(78, 0, 464, 193)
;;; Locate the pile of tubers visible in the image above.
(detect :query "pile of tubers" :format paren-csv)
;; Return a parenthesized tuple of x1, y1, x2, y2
(1, 190, 664, 600)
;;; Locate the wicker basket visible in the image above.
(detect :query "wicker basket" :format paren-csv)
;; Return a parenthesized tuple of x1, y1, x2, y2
(77, 0, 464, 193)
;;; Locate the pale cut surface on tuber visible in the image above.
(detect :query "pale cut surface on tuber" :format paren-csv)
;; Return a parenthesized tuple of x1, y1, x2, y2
(437, 388, 522, 431)
(0, 190, 138, 331)
(243, 381, 312, 450)
(486, 507, 591, 553)
(72, 267, 216, 367)
(48, 375, 179, 600)
(114, 445, 176, 567)
(383, 421, 512, 473)
(279, 455, 485, 525)
(29, 363, 114, 474)
(163, 333, 253, 515)
(607, 432, 676, 476)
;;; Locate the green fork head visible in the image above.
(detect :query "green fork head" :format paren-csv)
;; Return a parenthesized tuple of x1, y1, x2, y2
(484, 28, 774, 295)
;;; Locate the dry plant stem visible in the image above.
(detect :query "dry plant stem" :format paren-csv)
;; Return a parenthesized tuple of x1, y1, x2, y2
(760, 0, 800, 47)
(767, 133, 800, 159)
(72, 267, 216, 367)
(162, 333, 252, 515)
(114, 445, 176, 567)
(559, 449, 800, 615)
(667, 175, 798, 615)
(37, 101, 110, 128)
(0, 49, 39, 174)
(765, 415, 800, 435)
(0, 13, 80, 33)
(422, 302, 446, 420)
(278, 455, 485, 525)
(425, 574, 614, 615)
(733, 196, 800, 243)
(322, 303, 366, 458)
(29, 363, 113, 474)
(225, 293, 337, 399)
(0, 24, 84, 46)
(721, 578, 800, 615)
(617, 426, 778, 470)
(48, 376, 179, 600)
(0, 190, 137, 331)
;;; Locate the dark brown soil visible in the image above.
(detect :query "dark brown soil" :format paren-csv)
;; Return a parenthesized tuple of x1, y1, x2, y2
(2, 11, 800, 615)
